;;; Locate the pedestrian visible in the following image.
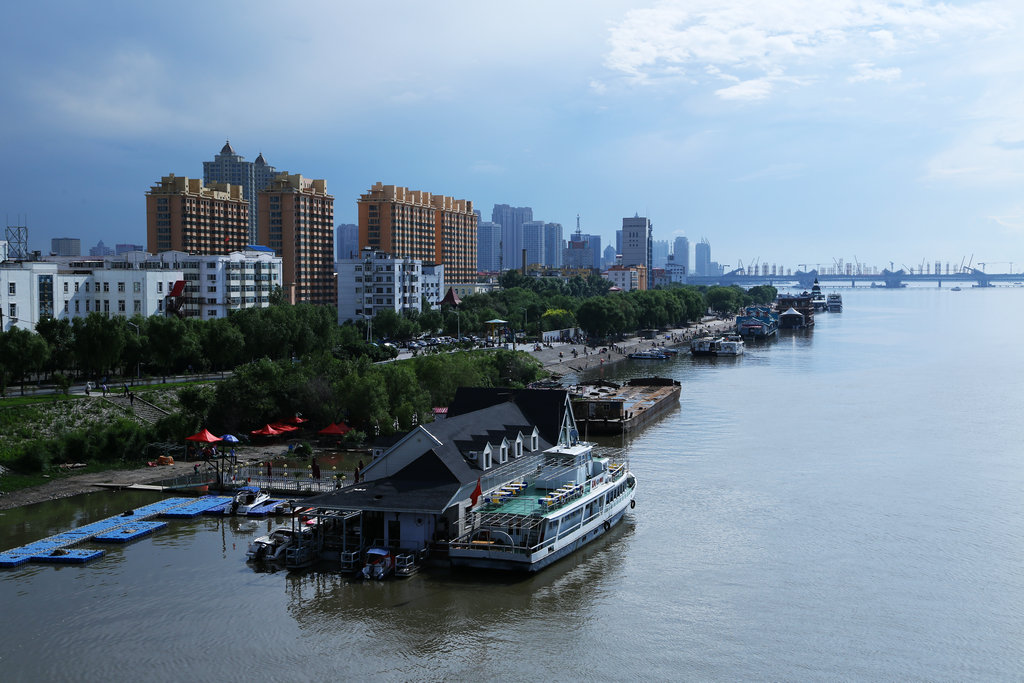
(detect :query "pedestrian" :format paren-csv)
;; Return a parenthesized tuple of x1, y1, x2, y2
(123, 383, 129, 396)
(128, 392, 135, 407)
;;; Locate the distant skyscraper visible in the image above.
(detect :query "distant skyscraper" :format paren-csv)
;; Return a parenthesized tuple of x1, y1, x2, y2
(580, 234, 602, 270)
(621, 214, 652, 287)
(257, 173, 335, 305)
(336, 223, 359, 260)
(115, 243, 145, 255)
(652, 239, 669, 268)
(616, 229, 622, 256)
(51, 238, 80, 257)
(673, 236, 690, 275)
(603, 244, 617, 269)
(695, 238, 712, 276)
(477, 221, 502, 272)
(89, 240, 115, 257)
(521, 220, 546, 268)
(543, 222, 563, 268)
(359, 182, 477, 284)
(491, 204, 532, 271)
(203, 141, 279, 244)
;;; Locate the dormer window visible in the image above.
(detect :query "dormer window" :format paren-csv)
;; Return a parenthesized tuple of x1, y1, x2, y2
(482, 444, 492, 470)
(530, 427, 539, 452)
(514, 435, 523, 458)
(499, 440, 508, 464)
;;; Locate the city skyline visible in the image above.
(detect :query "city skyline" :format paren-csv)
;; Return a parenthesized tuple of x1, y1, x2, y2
(2, 2, 1024, 270)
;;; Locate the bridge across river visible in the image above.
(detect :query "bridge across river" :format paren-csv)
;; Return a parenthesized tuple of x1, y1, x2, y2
(685, 269, 1022, 289)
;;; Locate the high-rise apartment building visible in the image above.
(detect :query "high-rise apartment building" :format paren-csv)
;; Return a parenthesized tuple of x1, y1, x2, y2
(581, 234, 603, 270)
(543, 223, 563, 268)
(603, 245, 617, 269)
(491, 204, 532, 271)
(358, 182, 477, 284)
(621, 215, 653, 288)
(673, 236, 690, 275)
(336, 223, 359, 261)
(146, 175, 249, 255)
(257, 174, 335, 305)
(203, 141, 279, 244)
(50, 238, 80, 257)
(477, 221, 502, 273)
(652, 240, 669, 268)
(522, 221, 546, 268)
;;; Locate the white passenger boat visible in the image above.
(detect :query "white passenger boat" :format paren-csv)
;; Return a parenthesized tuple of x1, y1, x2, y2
(827, 293, 843, 312)
(690, 336, 744, 356)
(811, 279, 827, 311)
(448, 438, 636, 572)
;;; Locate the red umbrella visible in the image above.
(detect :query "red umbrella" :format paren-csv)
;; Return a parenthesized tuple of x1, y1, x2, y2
(270, 423, 299, 432)
(185, 429, 222, 443)
(251, 424, 281, 436)
(317, 422, 351, 436)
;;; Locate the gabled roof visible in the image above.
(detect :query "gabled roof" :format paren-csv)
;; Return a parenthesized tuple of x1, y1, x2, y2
(447, 388, 570, 446)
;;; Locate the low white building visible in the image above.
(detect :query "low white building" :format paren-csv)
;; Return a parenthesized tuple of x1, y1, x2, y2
(337, 248, 424, 324)
(421, 264, 445, 309)
(0, 247, 283, 331)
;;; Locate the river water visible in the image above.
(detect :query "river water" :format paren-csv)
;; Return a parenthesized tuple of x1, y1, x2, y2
(2, 287, 1023, 681)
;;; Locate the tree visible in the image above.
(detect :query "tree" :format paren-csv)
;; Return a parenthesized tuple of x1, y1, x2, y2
(0, 328, 50, 395)
(705, 286, 742, 315)
(72, 313, 125, 379)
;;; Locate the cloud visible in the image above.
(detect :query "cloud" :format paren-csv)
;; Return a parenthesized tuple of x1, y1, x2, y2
(848, 62, 902, 83)
(604, 0, 1002, 99)
(732, 162, 807, 181)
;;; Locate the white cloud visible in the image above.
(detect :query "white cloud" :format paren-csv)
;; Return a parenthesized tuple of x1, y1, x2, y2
(848, 62, 902, 83)
(605, 0, 1003, 99)
(715, 78, 774, 100)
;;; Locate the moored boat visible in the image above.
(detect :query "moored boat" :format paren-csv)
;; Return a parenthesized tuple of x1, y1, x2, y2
(246, 525, 311, 562)
(811, 278, 827, 311)
(827, 293, 843, 312)
(448, 439, 636, 572)
(628, 349, 669, 360)
(570, 377, 681, 435)
(690, 336, 744, 356)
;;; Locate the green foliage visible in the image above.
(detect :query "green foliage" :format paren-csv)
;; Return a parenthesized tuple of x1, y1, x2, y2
(746, 285, 778, 304)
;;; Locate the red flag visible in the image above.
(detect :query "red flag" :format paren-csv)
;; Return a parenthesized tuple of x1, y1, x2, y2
(470, 478, 482, 506)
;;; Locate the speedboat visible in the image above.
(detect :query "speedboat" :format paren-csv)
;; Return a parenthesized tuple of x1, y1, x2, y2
(360, 548, 395, 580)
(229, 485, 271, 515)
(246, 525, 309, 562)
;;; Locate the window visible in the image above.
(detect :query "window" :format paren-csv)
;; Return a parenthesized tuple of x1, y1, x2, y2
(7, 283, 14, 295)
(74, 282, 80, 293)
(63, 282, 69, 293)
(75, 300, 80, 313)
(500, 441, 508, 464)
(133, 282, 141, 293)
(103, 282, 110, 293)
(157, 282, 163, 292)
(134, 301, 142, 313)
(117, 282, 125, 293)
(8, 304, 16, 318)
(118, 300, 126, 312)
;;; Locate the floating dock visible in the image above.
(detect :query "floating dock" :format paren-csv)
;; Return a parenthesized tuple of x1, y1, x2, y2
(570, 377, 681, 435)
(0, 496, 231, 567)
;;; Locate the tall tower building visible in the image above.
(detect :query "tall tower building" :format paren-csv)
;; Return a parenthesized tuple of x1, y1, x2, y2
(477, 221, 502, 273)
(621, 214, 652, 287)
(543, 223, 563, 268)
(203, 141, 279, 244)
(146, 175, 249, 255)
(491, 204, 532, 271)
(336, 223, 359, 261)
(358, 182, 477, 284)
(695, 238, 711, 276)
(652, 240, 669, 268)
(522, 220, 546, 268)
(673, 236, 690, 275)
(257, 174, 335, 305)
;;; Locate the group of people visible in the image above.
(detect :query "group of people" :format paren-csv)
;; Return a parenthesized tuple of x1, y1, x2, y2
(83, 381, 136, 406)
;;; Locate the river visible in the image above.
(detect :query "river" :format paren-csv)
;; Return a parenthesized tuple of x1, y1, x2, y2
(2, 286, 1022, 681)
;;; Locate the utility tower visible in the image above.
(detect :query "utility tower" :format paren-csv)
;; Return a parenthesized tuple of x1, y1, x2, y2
(6, 219, 29, 260)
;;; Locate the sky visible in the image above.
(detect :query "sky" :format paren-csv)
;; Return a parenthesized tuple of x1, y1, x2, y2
(2, 0, 1023, 274)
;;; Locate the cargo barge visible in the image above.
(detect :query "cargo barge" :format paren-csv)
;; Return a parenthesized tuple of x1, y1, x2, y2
(569, 377, 681, 435)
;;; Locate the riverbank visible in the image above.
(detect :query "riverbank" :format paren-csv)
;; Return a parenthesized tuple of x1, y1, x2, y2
(528, 318, 736, 373)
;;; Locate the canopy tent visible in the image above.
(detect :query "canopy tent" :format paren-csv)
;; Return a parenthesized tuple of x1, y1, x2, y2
(282, 416, 308, 426)
(269, 423, 299, 432)
(251, 424, 282, 437)
(185, 429, 222, 443)
(317, 422, 351, 436)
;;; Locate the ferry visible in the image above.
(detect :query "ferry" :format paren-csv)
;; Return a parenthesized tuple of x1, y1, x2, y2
(448, 438, 636, 572)
(826, 293, 843, 312)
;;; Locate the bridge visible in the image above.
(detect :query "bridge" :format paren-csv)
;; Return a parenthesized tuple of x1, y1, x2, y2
(685, 268, 1022, 289)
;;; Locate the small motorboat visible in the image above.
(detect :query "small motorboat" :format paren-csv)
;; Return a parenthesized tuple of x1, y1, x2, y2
(246, 525, 309, 562)
(628, 349, 669, 360)
(229, 485, 271, 515)
(360, 548, 395, 580)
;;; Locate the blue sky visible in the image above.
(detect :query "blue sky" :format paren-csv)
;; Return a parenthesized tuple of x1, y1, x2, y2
(2, 0, 1022, 273)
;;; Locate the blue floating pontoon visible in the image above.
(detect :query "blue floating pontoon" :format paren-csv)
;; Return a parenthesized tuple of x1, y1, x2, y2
(94, 521, 168, 543)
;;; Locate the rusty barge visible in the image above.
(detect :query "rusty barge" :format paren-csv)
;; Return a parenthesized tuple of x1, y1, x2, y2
(569, 377, 681, 436)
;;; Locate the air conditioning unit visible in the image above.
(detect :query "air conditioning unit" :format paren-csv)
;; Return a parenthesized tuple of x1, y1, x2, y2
(466, 451, 478, 462)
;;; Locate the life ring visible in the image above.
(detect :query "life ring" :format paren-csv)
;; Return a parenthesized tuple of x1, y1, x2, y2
(630, 499, 636, 509)
(603, 521, 610, 532)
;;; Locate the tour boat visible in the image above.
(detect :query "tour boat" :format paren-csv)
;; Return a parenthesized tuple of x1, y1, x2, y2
(628, 349, 669, 360)
(827, 293, 843, 312)
(811, 279, 827, 311)
(448, 438, 636, 572)
(716, 335, 745, 356)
